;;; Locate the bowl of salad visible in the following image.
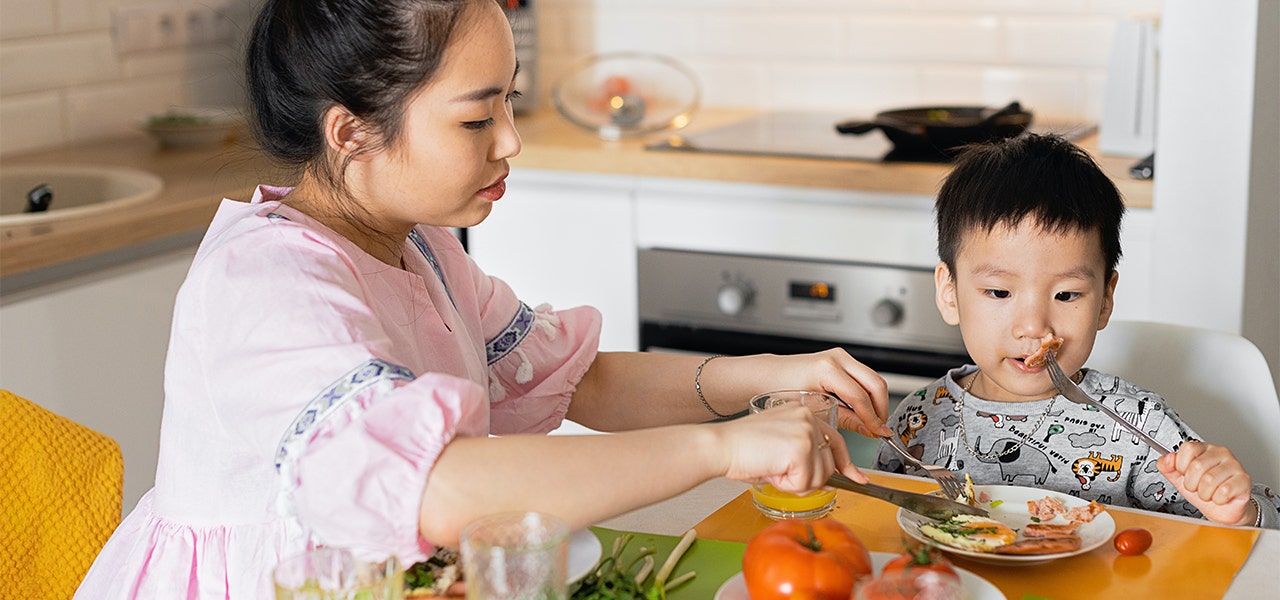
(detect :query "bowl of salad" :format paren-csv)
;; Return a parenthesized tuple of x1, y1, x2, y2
(143, 107, 243, 149)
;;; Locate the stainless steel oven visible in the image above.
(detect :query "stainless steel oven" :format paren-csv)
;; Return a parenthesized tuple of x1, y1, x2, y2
(638, 248, 971, 465)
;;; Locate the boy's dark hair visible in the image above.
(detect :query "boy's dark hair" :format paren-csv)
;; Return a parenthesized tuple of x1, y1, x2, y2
(935, 133, 1126, 277)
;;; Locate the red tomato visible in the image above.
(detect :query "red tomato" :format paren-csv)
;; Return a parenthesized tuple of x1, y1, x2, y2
(742, 518, 873, 600)
(1113, 527, 1153, 556)
(881, 545, 959, 579)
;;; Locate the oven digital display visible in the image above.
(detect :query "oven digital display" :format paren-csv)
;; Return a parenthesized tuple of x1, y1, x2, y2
(790, 281, 836, 302)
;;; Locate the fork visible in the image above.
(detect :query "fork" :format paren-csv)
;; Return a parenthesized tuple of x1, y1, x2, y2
(880, 433, 965, 499)
(1044, 350, 1172, 455)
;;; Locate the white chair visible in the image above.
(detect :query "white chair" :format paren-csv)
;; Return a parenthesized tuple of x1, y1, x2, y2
(1087, 320, 1280, 485)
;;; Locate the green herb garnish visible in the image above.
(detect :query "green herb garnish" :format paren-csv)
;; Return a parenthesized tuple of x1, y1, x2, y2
(570, 530, 697, 600)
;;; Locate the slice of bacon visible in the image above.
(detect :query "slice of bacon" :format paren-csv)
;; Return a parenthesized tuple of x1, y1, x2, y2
(1027, 496, 1067, 521)
(1025, 334, 1064, 368)
(992, 536, 1083, 555)
(1023, 522, 1080, 538)
(1065, 500, 1105, 524)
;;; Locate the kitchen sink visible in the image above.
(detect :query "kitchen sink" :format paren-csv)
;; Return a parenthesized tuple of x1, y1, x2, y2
(0, 164, 164, 227)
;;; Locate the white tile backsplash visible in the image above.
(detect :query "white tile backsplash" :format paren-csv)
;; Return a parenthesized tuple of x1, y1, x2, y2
(697, 14, 845, 60)
(0, 32, 122, 95)
(0, 90, 65, 154)
(2, 0, 1160, 157)
(66, 76, 182, 140)
(846, 16, 1002, 63)
(537, 0, 1159, 124)
(0, 0, 57, 39)
(0, 0, 253, 157)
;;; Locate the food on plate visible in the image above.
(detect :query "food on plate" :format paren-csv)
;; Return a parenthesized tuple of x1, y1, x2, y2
(992, 536, 1083, 555)
(1065, 500, 1105, 523)
(1113, 527, 1154, 556)
(1022, 522, 1080, 538)
(854, 569, 963, 600)
(1025, 333, 1064, 368)
(881, 545, 958, 579)
(570, 529, 697, 600)
(1027, 495, 1067, 521)
(404, 547, 463, 597)
(1028, 495, 1104, 524)
(742, 517, 873, 600)
(954, 473, 978, 506)
(918, 515, 1017, 553)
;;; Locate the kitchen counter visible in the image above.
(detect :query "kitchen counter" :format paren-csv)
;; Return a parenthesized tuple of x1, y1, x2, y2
(511, 108, 1154, 207)
(0, 133, 285, 285)
(0, 108, 1152, 281)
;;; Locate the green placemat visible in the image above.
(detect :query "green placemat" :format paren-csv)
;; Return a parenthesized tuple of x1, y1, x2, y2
(582, 526, 746, 599)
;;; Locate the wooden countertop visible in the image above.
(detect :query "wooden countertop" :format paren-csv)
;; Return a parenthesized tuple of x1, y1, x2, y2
(511, 108, 1154, 205)
(0, 108, 1151, 280)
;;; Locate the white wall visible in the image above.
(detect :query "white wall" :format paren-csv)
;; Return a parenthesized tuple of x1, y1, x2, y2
(1152, 0, 1280, 385)
(0, 0, 258, 157)
(536, 0, 1162, 122)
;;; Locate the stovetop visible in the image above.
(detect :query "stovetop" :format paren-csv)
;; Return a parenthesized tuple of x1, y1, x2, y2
(644, 111, 1096, 164)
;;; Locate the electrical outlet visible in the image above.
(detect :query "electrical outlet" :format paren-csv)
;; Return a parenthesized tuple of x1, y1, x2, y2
(187, 1, 233, 46)
(113, 2, 233, 54)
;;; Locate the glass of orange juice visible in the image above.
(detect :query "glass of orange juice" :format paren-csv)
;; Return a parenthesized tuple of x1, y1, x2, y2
(749, 390, 840, 520)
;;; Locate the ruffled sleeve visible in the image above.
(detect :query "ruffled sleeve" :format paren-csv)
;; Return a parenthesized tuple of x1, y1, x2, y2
(292, 372, 487, 563)
(485, 302, 602, 435)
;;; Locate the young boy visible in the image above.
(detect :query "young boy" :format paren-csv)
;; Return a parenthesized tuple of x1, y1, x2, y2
(874, 134, 1277, 529)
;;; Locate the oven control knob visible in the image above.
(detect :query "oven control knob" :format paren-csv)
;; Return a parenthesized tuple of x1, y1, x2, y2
(717, 283, 754, 316)
(871, 298, 904, 327)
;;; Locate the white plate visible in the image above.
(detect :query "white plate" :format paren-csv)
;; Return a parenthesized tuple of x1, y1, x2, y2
(896, 484, 1116, 566)
(714, 552, 1005, 600)
(568, 529, 603, 584)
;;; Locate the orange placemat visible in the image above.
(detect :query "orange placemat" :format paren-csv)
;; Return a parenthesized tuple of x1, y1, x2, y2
(694, 472, 1259, 599)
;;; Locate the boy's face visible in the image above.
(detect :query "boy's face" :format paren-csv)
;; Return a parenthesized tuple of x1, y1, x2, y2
(935, 217, 1118, 402)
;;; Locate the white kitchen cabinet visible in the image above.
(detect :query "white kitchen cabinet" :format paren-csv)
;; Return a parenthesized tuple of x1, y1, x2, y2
(635, 178, 940, 268)
(474, 170, 1159, 353)
(0, 248, 195, 515)
(467, 170, 639, 351)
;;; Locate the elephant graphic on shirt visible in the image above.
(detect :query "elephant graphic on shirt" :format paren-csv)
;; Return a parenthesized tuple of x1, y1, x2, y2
(972, 436, 1058, 485)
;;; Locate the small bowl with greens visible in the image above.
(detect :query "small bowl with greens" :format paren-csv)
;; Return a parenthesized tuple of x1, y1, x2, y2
(143, 107, 242, 149)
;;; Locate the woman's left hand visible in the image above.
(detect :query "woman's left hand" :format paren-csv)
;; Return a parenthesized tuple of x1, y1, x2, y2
(744, 349, 893, 437)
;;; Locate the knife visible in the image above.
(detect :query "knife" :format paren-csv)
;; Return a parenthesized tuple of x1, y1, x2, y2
(825, 472, 989, 521)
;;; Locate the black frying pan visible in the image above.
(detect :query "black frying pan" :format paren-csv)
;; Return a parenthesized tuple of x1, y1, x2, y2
(836, 102, 1033, 157)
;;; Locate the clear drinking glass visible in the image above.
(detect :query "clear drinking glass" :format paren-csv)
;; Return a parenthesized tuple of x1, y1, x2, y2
(460, 511, 570, 600)
(748, 390, 840, 520)
(273, 547, 403, 600)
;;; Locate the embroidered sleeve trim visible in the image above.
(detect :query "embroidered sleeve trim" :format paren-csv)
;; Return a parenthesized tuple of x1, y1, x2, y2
(486, 301, 535, 366)
(274, 358, 416, 471)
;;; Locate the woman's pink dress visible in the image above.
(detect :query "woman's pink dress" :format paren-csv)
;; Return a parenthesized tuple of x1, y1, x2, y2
(75, 186, 601, 598)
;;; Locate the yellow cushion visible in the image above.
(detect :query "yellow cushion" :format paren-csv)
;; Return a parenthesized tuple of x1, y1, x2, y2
(0, 389, 123, 600)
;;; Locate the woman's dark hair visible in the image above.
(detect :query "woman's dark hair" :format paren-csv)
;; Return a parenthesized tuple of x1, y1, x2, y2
(935, 133, 1126, 277)
(245, 0, 483, 185)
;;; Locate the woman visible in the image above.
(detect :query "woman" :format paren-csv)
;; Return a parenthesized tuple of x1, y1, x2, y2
(76, 1, 892, 596)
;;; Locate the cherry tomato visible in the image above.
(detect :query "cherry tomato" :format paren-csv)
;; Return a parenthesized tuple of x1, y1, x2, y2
(742, 518, 873, 600)
(881, 545, 959, 579)
(1113, 527, 1153, 556)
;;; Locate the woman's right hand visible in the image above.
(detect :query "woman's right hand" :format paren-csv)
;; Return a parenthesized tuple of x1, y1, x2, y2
(717, 404, 867, 493)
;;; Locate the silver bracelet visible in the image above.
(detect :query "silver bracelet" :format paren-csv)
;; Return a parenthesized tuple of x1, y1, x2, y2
(695, 355, 732, 418)
(1251, 497, 1262, 528)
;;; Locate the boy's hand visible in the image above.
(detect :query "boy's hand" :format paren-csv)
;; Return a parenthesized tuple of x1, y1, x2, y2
(1157, 441, 1256, 526)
